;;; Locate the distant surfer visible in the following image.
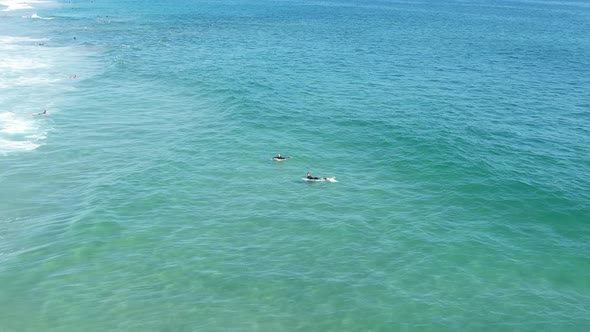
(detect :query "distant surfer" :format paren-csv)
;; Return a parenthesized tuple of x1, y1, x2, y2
(33, 110, 47, 116)
(304, 172, 337, 182)
(273, 153, 289, 161)
(306, 172, 320, 180)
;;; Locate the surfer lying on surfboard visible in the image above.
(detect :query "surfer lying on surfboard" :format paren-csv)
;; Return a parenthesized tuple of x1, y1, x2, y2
(272, 153, 290, 161)
(306, 172, 320, 180)
(305, 172, 337, 182)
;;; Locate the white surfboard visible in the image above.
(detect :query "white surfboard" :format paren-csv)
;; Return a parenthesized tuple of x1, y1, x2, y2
(302, 177, 337, 182)
(272, 157, 290, 161)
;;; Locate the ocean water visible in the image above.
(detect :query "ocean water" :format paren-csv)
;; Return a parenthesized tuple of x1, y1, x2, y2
(1, 0, 589, 330)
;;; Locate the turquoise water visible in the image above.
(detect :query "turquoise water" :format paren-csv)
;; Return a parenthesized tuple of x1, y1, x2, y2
(1, 0, 589, 330)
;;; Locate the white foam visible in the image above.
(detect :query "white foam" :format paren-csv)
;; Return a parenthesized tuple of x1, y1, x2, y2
(0, 76, 63, 89)
(0, 1, 33, 11)
(0, 37, 49, 72)
(0, 58, 48, 70)
(0, 0, 103, 156)
(0, 0, 54, 11)
(0, 112, 38, 134)
(26, 133, 46, 140)
(0, 36, 48, 44)
(0, 36, 69, 88)
(30, 13, 52, 19)
(0, 139, 39, 153)
(0, 112, 46, 154)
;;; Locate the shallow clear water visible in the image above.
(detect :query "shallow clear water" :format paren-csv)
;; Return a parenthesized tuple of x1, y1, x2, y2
(1, 0, 589, 330)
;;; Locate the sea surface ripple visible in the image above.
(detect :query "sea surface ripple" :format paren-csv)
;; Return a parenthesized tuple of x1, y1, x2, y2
(1, 0, 589, 331)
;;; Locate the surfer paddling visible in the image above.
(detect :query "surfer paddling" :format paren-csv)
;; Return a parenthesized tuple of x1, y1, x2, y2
(306, 172, 321, 180)
(305, 172, 337, 182)
(272, 153, 290, 161)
